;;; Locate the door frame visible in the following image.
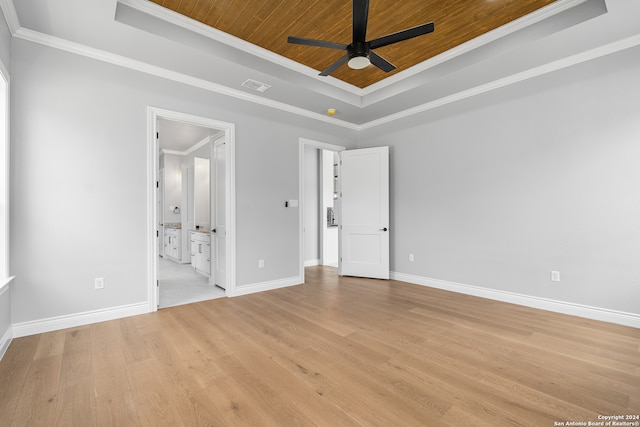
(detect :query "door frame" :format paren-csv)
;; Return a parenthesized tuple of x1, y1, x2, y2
(211, 136, 227, 289)
(298, 138, 345, 283)
(148, 107, 236, 312)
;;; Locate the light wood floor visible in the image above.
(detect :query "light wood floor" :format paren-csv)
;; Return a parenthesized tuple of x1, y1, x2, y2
(1, 266, 639, 426)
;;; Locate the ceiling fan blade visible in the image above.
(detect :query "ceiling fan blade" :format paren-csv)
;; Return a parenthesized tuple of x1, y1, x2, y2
(369, 22, 435, 50)
(352, 0, 369, 43)
(319, 54, 350, 76)
(369, 51, 396, 73)
(287, 36, 348, 51)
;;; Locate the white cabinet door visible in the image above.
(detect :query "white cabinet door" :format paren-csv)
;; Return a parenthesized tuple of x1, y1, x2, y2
(190, 232, 197, 267)
(201, 241, 211, 275)
(173, 229, 181, 260)
(339, 146, 389, 279)
(193, 232, 211, 276)
(165, 229, 181, 261)
(164, 233, 171, 258)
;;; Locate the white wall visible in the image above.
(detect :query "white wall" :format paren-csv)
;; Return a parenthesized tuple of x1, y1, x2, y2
(357, 46, 640, 317)
(193, 157, 210, 228)
(0, 8, 12, 355)
(10, 38, 356, 326)
(180, 142, 210, 234)
(10, 6, 638, 333)
(304, 146, 319, 265)
(182, 142, 210, 165)
(162, 153, 182, 224)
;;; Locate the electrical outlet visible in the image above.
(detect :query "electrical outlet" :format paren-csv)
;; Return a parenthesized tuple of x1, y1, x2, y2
(408, 254, 414, 262)
(258, 259, 265, 268)
(551, 271, 560, 282)
(95, 277, 104, 290)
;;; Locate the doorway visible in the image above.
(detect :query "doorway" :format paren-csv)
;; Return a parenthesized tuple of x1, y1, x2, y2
(299, 138, 345, 283)
(148, 107, 236, 311)
(299, 140, 390, 282)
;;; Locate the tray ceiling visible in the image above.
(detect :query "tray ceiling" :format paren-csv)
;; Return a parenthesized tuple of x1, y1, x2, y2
(149, 0, 558, 89)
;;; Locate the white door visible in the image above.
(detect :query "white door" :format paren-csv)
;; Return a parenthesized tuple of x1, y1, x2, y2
(212, 139, 227, 288)
(339, 146, 389, 279)
(158, 169, 164, 257)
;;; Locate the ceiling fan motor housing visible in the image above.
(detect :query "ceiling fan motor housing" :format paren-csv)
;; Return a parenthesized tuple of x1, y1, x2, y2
(349, 41, 369, 59)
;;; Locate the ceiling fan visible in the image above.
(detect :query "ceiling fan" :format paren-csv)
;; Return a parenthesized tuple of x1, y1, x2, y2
(287, 0, 435, 77)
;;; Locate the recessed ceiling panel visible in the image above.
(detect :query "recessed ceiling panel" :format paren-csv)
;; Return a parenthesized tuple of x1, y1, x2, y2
(149, 0, 557, 88)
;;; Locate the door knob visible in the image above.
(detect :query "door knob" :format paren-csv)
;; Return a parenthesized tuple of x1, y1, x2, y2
(380, 227, 388, 232)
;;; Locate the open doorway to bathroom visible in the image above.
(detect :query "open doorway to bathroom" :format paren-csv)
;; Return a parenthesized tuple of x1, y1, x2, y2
(148, 108, 235, 311)
(157, 119, 223, 308)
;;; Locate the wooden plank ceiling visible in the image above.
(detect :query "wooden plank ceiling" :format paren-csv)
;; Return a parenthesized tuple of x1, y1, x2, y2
(150, 0, 557, 88)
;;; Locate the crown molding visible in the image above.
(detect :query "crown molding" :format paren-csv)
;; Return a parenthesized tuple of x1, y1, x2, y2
(184, 135, 211, 155)
(161, 134, 213, 156)
(359, 0, 594, 97)
(119, 0, 594, 101)
(8, 19, 640, 132)
(12, 27, 359, 131)
(359, 33, 640, 129)
(0, 0, 19, 35)
(160, 149, 184, 156)
(118, 0, 363, 97)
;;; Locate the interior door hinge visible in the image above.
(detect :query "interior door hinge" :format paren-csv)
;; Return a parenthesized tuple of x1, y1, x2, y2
(156, 132, 159, 139)
(156, 181, 159, 188)
(156, 230, 159, 237)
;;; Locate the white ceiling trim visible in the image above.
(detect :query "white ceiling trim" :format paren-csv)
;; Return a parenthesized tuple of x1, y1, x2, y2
(359, 0, 593, 96)
(12, 26, 640, 131)
(360, 33, 640, 129)
(161, 134, 214, 156)
(6, 9, 640, 132)
(12, 27, 359, 131)
(0, 0, 19, 34)
(120, 0, 592, 99)
(161, 149, 186, 156)
(118, 0, 361, 96)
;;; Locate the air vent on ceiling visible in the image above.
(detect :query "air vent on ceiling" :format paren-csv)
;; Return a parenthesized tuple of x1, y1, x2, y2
(241, 79, 271, 93)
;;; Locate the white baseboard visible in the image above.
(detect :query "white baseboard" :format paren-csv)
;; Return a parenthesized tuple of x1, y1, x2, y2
(233, 276, 302, 297)
(391, 272, 640, 329)
(0, 325, 12, 361)
(304, 259, 320, 267)
(12, 302, 150, 338)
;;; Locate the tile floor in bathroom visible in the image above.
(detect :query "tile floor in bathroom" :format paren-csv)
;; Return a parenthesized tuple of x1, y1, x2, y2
(158, 256, 225, 308)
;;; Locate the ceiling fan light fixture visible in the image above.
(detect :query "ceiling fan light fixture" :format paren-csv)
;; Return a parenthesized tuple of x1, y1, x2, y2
(348, 55, 370, 69)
